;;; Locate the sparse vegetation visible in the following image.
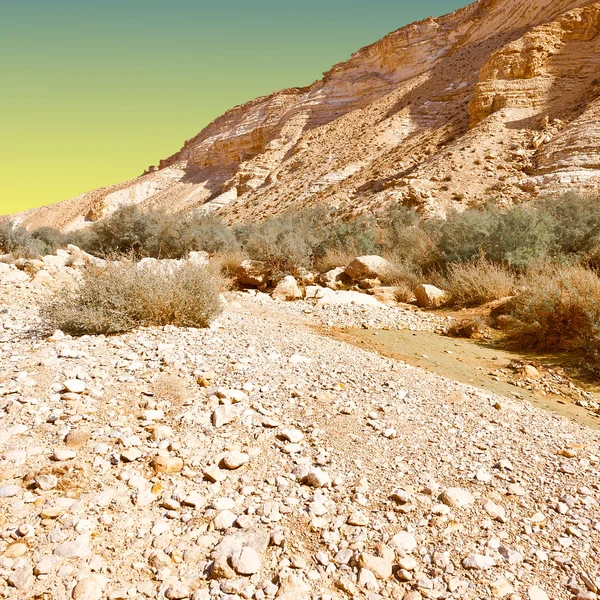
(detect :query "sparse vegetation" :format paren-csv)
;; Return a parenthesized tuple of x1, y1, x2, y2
(444, 258, 516, 307)
(9, 192, 600, 371)
(506, 264, 600, 375)
(41, 261, 223, 336)
(446, 316, 489, 339)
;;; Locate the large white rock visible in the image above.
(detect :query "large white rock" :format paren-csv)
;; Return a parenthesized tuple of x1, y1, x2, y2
(319, 267, 347, 289)
(390, 531, 417, 553)
(414, 284, 448, 308)
(317, 290, 385, 307)
(188, 250, 210, 267)
(272, 275, 302, 301)
(43, 254, 69, 267)
(344, 255, 392, 280)
(440, 487, 474, 509)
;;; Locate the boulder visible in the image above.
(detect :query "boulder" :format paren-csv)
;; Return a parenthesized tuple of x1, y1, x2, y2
(188, 251, 210, 267)
(358, 278, 381, 289)
(344, 255, 392, 281)
(317, 290, 385, 307)
(137, 257, 184, 275)
(236, 260, 271, 287)
(42, 254, 69, 267)
(295, 267, 317, 285)
(370, 286, 399, 306)
(414, 284, 447, 308)
(2, 270, 30, 282)
(319, 267, 347, 289)
(66, 244, 106, 267)
(272, 276, 302, 301)
(31, 270, 54, 285)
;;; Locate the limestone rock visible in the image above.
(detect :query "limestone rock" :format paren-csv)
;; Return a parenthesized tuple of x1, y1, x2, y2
(345, 255, 392, 281)
(440, 487, 474, 509)
(151, 456, 184, 473)
(414, 284, 448, 309)
(236, 260, 271, 287)
(272, 276, 302, 301)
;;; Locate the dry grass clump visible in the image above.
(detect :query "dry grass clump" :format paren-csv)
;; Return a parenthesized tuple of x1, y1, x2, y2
(446, 316, 489, 339)
(444, 258, 516, 307)
(212, 249, 248, 277)
(506, 264, 600, 375)
(378, 258, 422, 303)
(41, 261, 223, 336)
(314, 248, 360, 274)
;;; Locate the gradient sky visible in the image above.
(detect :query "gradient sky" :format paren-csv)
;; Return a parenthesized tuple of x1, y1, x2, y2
(1, 0, 467, 215)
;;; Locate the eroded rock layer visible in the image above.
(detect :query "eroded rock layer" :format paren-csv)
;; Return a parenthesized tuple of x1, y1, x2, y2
(14, 0, 600, 230)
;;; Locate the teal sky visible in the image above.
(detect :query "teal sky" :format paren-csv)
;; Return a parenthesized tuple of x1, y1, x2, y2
(0, 0, 468, 214)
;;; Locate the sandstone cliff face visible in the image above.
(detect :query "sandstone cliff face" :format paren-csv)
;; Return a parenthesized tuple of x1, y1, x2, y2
(15, 0, 600, 230)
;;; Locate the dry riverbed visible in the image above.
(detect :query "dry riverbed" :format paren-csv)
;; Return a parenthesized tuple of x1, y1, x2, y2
(0, 278, 599, 600)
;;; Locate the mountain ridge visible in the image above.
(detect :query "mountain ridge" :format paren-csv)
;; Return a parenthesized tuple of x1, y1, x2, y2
(13, 0, 600, 230)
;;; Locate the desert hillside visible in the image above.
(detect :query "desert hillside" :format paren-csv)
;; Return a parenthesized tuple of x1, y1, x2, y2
(13, 0, 600, 231)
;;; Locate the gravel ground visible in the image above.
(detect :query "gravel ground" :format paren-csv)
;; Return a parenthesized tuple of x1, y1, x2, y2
(248, 291, 449, 332)
(0, 277, 599, 600)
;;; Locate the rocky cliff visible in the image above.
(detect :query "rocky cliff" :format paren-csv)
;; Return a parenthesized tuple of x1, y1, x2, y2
(15, 0, 600, 230)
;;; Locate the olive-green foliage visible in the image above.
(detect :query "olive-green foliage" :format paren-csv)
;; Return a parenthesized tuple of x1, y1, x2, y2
(235, 207, 379, 271)
(41, 261, 223, 336)
(437, 205, 554, 268)
(0, 221, 68, 258)
(73, 206, 239, 259)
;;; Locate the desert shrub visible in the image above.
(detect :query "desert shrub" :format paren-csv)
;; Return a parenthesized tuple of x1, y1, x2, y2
(446, 316, 489, 339)
(212, 248, 249, 277)
(74, 206, 238, 259)
(182, 214, 240, 254)
(237, 211, 320, 270)
(437, 205, 555, 269)
(0, 221, 68, 258)
(380, 205, 442, 271)
(41, 261, 223, 336)
(393, 280, 416, 303)
(485, 205, 554, 268)
(507, 264, 600, 374)
(0, 221, 34, 255)
(236, 206, 378, 271)
(444, 258, 516, 307)
(76, 205, 161, 258)
(438, 207, 499, 264)
(541, 192, 600, 256)
(30, 227, 69, 253)
(319, 213, 379, 260)
(314, 248, 359, 274)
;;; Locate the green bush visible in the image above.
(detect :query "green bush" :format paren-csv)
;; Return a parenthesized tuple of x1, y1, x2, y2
(438, 207, 499, 264)
(41, 261, 224, 336)
(380, 205, 441, 271)
(542, 192, 600, 256)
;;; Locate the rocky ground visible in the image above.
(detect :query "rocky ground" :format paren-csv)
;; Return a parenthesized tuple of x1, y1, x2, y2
(0, 275, 599, 600)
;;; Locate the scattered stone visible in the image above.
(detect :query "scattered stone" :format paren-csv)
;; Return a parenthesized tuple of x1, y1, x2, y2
(230, 546, 261, 575)
(462, 554, 495, 570)
(414, 284, 447, 308)
(72, 576, 106, 600)
(63, 379, 86, 394)
(221, 451, 249, 470)
(440, 487, 474, 509)
(151, 456, 184, 473)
